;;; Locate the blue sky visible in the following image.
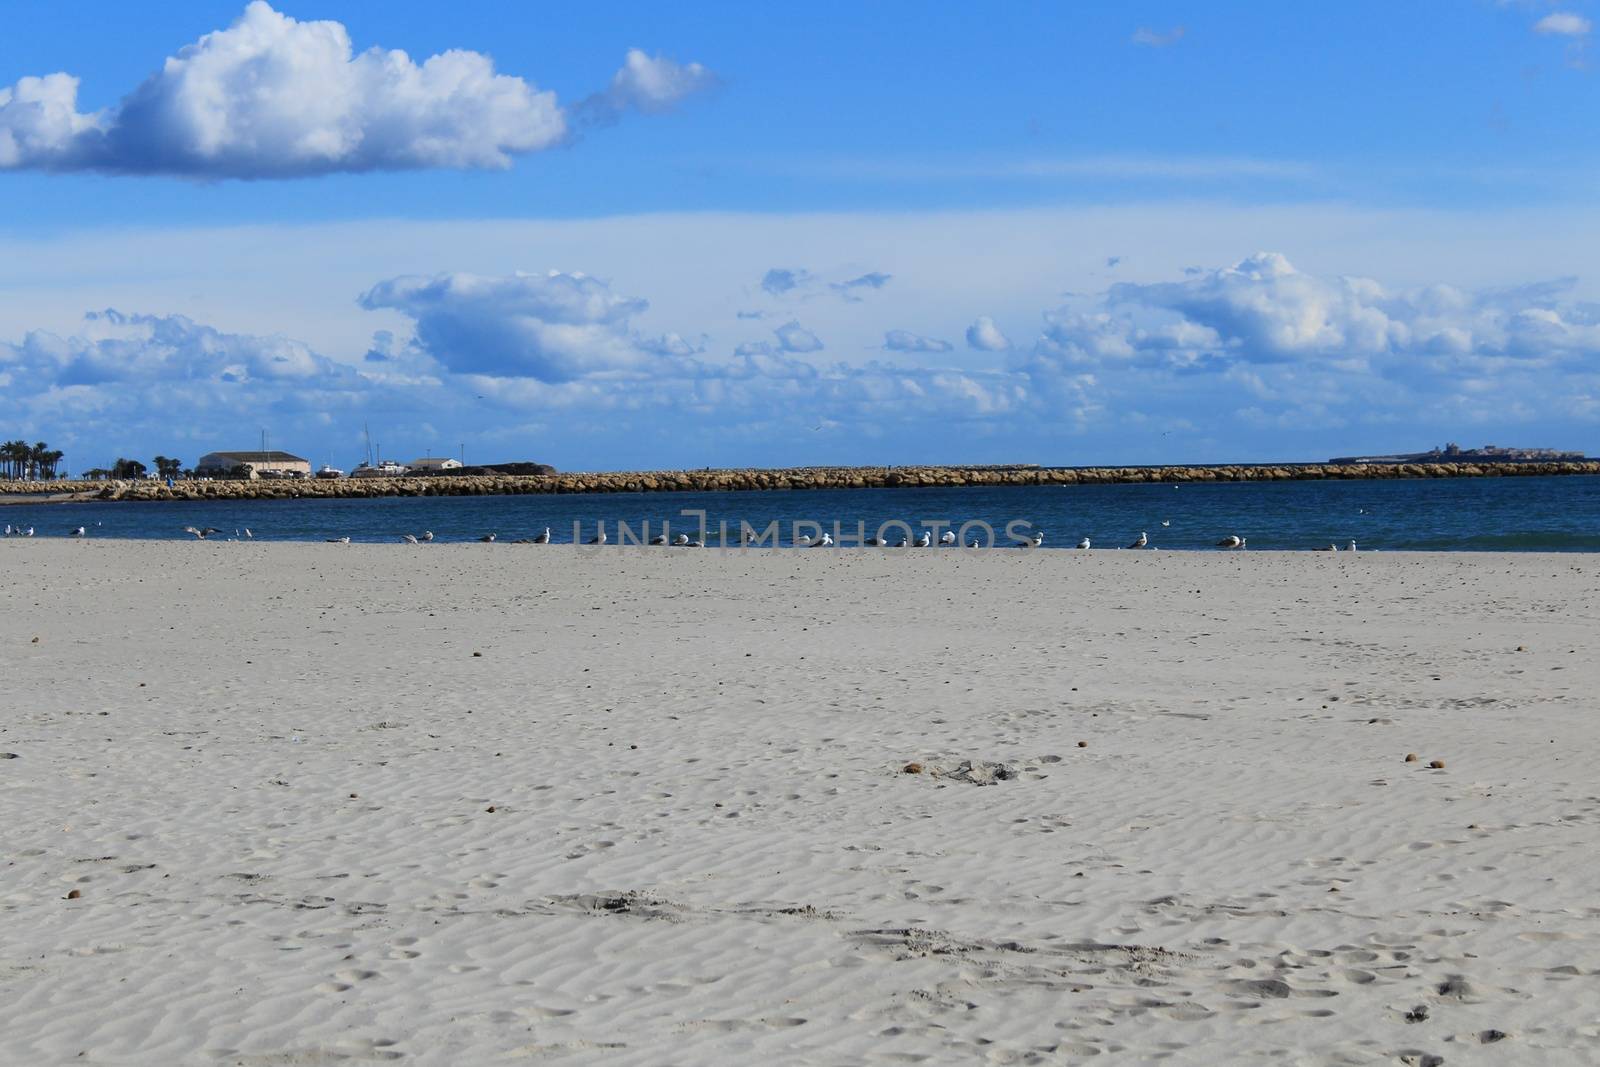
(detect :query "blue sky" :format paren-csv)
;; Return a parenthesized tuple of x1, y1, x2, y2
(3, 1, 1599, 472)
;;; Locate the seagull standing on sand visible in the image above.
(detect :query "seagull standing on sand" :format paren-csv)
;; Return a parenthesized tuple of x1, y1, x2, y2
(1216, 535, 1243, 549)
(420, 531, 434, 542)
(327, 536, 351, 544)
(479, 533, 497, 543)
(1077, 537, 1091, 549)
(895, 535, 910, 548)
(183, 526, 220, 540)
(1018, 531, 1045, 549)
(650, 532, 668, 545)
(915, 531, 932, 548)
(1128, 532, 1147, 549)
(533, 528, 551, 544)
(797, 534, 813, 547)
(940, 530, 957, 546)
(585, 528, 606, 545)
(673, 532, 690, 546)
(863, 535, 886, 546)
(813, 532, 834, 547)
(71, 526, 86, 537)
(1348, 540, 1357, 552)
(402, 534, 419, 544)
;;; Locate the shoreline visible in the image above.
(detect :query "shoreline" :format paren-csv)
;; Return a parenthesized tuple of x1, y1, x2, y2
(3, 458, 1598, 504)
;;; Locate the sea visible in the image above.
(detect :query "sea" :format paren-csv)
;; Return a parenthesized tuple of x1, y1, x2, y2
(4, 474, 1599, 551)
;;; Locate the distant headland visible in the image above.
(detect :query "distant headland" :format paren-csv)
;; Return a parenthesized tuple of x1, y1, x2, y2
(1328, 442, 1588, 465)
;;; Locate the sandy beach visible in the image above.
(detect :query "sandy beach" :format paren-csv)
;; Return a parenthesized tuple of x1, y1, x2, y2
(3, 541, 1598, 1065)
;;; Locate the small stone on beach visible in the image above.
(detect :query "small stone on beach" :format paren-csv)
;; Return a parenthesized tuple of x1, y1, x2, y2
(1077, 741, 1088, 748)
(903, 762, 924, 774)
(1404, 753, 1419, 762)
(1429, 759, 1446, 769)
(65, 890, 80, 900)
(485, 805, 496, 813)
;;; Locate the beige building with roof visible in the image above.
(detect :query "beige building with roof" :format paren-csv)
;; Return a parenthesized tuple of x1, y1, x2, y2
(195, 451, 311, 477)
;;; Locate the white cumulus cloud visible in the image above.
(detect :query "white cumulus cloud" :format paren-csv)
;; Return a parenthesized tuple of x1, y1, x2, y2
(1534, 12, 1592, 36)
(774, 320, 824, 353)
(359, 270, 686, 382)
(574, 49, 717, 126)
(0, 2, 712, 178)
(883, 329, 952, 353)
(1025, 252, 1600, 378)
(965, 316, 1011, 351)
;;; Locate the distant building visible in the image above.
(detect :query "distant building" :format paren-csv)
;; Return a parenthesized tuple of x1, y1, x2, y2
(195, 451, 311, 478)
(408, 457, 464, 472)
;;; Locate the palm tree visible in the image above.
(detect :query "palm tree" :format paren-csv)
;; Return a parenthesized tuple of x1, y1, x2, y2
(0, 440, 26, 480)
(111, 457, 148, 480)
(153, 455, 184, 480)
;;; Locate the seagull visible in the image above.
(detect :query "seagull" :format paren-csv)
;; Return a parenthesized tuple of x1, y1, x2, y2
(673, 532, 690, 546)
(327, 536, 351, 544)
(1077, 537, 1091, 549)
(1161, 520, 1171, 527)
(1128, 532, 1148, 549)
(243, 528, 253, 539)
(1323, 543, 1339, 552)
(1017, 531, 1045, 549)
(70, 526, 86, 537)
(479, 533, 497, 543)
(183, 526, 219, 540)
(968, 538, 981, 549)
(24, 527, 34, 537)
(813, 532, 834, 547)
(895, 535, 910, 548)
(1348, 540, 1357, 552)
(2, 525, 10, 536)
(741, 529, 760, 546)
(686, 537, 705, 548)
(863, 535, 887, 546)
(939, 530, 957, 546)
(420, 531, 435, 542)
(797, 534, 813, 547)
(402, 533, 419, 544)
(914, 531, 932, 548)
(650, 532, 668, 545)
(533, 528, 551, 544)
(1216, 535, 1242, 549)
(585, 528, 606, 545)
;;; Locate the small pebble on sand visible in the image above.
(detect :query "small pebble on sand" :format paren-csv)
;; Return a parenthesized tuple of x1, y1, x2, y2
(1429, 759, 1446, 769)
(1404, 753, 1419, 762)
(485, 805, 497, 813)
(1077, 741, 1089, 748)
(903, 763, 924, 774)
(65, 890, 80, 900)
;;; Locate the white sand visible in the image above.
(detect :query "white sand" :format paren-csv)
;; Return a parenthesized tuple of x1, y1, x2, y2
(3, 541, 1598, 1065)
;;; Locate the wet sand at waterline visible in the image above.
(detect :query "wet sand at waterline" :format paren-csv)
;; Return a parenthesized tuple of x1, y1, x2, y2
(3, 541, 1598, 1064)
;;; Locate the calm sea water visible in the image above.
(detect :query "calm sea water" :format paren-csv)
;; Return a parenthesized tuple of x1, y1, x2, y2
(3, 475, 1599, 551)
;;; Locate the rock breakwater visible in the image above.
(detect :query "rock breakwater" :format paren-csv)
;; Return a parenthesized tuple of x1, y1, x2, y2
(5, 459, 1599, 503)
